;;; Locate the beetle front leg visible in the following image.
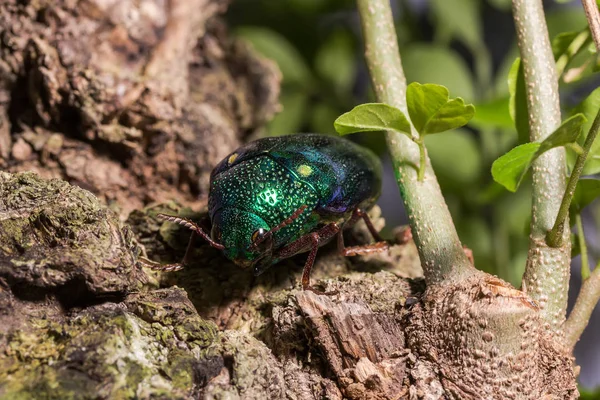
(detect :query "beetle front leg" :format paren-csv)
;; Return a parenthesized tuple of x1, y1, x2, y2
(138, 231, 197, 272)
(138, 216, 213, 272)
(275, 222, 341, 294)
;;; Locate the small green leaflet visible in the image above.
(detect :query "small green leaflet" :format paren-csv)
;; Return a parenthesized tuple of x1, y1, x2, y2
(571, 178, 600, 218)
(570, 86, 600, 175)
(333, 103, 411, 136)
(492, 114, 586, 192)
(406, 83, 475, 135)
(508, 58, 530, 144)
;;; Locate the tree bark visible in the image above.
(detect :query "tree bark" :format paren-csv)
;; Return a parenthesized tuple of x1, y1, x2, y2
(0, 1, 579, 399)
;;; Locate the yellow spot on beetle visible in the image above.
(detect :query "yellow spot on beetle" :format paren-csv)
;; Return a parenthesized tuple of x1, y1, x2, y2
(228, 153, 238, 165)
(297, 164, 313, 177)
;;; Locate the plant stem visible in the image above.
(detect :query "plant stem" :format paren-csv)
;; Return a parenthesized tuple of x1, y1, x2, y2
(575, 213, 590, 280)
(548, 107, 600, 247)
(582, 0, 600, 50)
(564, 261, 600, 349)
(417, 140, 426, 182)
(356, 0, 475, 285)
(562, 0, 600, 348)
(512, 0, 571, 329)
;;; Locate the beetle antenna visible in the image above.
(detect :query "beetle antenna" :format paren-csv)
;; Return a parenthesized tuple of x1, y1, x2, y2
(250, 205, 307, 250)
(157, 214, 225, 250)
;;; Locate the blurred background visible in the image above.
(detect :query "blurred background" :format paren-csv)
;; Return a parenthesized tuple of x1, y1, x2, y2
(226, 0, 600, 393)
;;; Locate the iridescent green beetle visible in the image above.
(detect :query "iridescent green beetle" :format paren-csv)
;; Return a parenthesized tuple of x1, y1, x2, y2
(150, 133, 387, 293)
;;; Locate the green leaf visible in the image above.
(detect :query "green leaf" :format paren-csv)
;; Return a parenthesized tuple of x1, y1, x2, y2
(546, 8, 587, 40)
(429, 0, 482, 51)
(314, 30, 355, 93)
(235, 27, 312, 86)
(570, 87, 600, 174)
(334, 103, 411, 136)
(487, 0, 511, 10)
(571, 178, 600, 213)
(267, 92, 307, 136)
(552, 27, 595, 80)
(508, 58, 530, 144)
(538, 113, 586, 153)
(552, 29, 593, 77)
(309, 103, 339, 135)
(425, 129, 482, 189)
(492, 115, 586, 192)
(470, 97, 513, 129)
(402, 44, 475, 101)
(406, 83, 475, 136)
(491, 143, 540, 192)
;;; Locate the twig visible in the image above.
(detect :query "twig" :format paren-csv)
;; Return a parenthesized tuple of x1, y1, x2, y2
(562, 0, 600, 347)
(575, 214, 590, 280)
(564, 262, 600, 349)
(582, 0, 600, 50)
(512, 0, 570, 329)
(356, 0, 475, 285)
(548, 107, 600, 247)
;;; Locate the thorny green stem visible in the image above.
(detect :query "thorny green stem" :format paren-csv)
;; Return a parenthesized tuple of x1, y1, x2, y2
(575, 214, 590, 280)
(564, 261, 600, 349)
(548, 107, 600, 248)
(512, 0, 571, 329)
(562, 0, 600, 348)
(356, 0, 475, 285)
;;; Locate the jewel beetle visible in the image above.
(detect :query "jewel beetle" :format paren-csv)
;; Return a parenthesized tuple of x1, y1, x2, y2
(148, 133, 388, 292)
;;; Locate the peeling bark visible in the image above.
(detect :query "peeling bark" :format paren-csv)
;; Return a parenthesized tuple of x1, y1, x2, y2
(0, 0, 280, 217)
(0, 172, 579, 399)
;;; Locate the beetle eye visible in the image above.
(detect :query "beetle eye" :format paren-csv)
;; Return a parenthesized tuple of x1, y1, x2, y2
(250, 228, 271, 252)
(251, 228, 267, 243)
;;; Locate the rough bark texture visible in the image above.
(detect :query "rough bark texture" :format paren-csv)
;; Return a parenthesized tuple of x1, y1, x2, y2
(0, 0, 281, 217)
(0, 1, 579, 399)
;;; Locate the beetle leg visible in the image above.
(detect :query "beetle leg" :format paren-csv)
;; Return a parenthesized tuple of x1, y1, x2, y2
(353, 208, 384, 242)
(139, 216, 213, 272)
(275, 222, 341, 295)
(337, 229, 389, 256)
(337, 208, 388, 256)
(157, 214, 224, 250)
(137, 257, 184, 272)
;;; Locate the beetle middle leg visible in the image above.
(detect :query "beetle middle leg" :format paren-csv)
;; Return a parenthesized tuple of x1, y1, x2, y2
(275, 222, 341, 295)
(337, 208, 389, 257)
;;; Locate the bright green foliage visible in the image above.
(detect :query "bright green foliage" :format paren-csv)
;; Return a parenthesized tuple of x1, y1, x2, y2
(425, 130, 482, 189)
(539, 114, 587, 152)
(552, 29, 592, 76)
(508, 58, 529, 144)
(403, 44, 475, 101)
(571, 87, 600, 175)
(315, 30, 356, 94)
(571, 178, 600, 220)
(429, 0, 482, 52)
(228, 3, 600, 345)
(491, 143, 540, 192)
(334, 103, 411, 136)
(235, 27, 312, 86)
(492, 114, 586, 192)
(470, 97, 513, 129)
(406, 83, 475, 135)
(334, 84, 474, 182)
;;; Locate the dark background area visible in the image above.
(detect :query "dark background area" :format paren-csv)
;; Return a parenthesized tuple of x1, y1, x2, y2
(226, 0, 600, 391)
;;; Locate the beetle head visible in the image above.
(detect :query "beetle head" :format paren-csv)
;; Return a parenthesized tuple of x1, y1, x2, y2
(211, 209, 273, 269)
